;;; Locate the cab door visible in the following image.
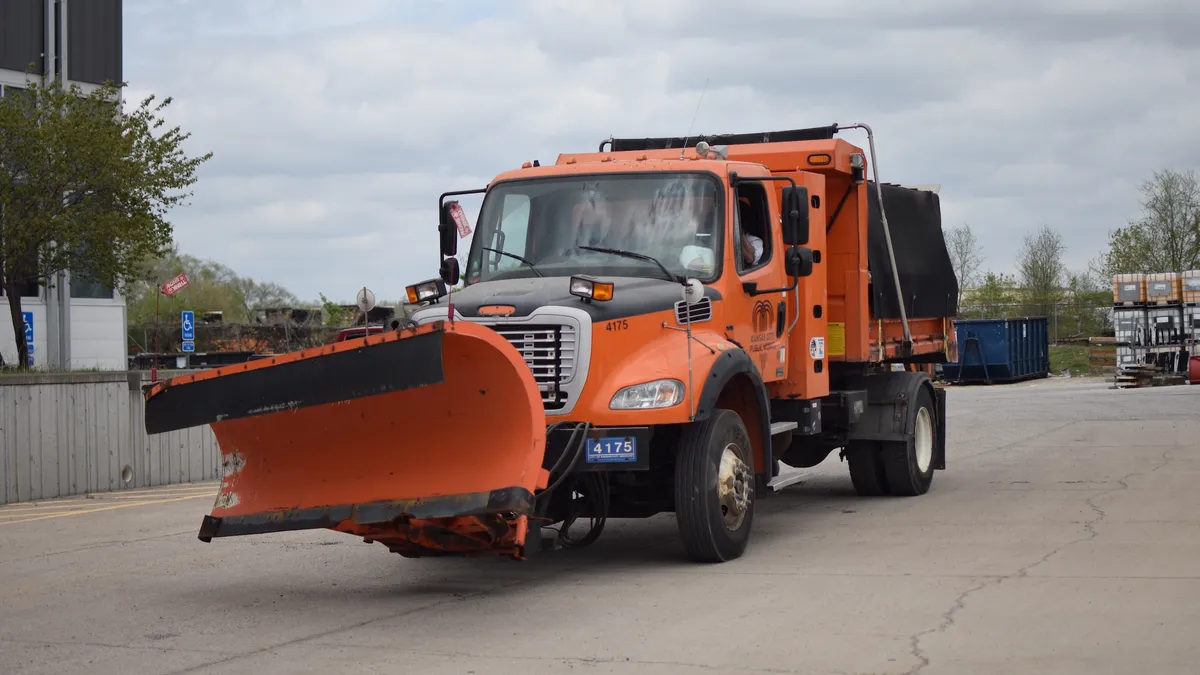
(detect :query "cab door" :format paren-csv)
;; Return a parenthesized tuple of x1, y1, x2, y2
(728, 180, 788, 383)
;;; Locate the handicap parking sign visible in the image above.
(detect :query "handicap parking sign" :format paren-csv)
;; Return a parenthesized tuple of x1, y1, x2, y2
(181, 311, 195, 341)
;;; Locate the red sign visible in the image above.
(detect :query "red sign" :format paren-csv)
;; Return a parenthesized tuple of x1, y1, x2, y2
(448, 201, 472, 239)
(161, 273, 189, 296)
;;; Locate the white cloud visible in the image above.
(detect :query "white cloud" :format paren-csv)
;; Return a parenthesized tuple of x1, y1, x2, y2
(122, 0, 1200, 301)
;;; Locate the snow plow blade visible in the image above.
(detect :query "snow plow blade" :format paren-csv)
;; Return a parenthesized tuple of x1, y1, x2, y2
(142, 320, 550, 559)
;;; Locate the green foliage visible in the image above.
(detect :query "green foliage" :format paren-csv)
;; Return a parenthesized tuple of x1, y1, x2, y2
(123, 245, 299, 325)
(1060, 270, 1110, 338)
(318, 293, 350, 326)
(0, 75, 211, 368)
(962, 271, 1019, 318)
(1049, 345, 1090, 377)
(1094, 168, 1200, 276)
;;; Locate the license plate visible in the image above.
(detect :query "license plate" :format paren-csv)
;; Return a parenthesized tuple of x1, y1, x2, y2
(585, 436, 636, 464)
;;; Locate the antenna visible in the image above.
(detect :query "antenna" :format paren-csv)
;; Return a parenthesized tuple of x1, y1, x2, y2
(679, 77, 710, 159)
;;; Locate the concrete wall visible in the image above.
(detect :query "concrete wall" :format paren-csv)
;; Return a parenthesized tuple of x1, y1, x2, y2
(0, 371, 218, 505)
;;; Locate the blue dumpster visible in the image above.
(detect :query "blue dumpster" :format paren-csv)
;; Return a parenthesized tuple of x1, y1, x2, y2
(942, 317, 1050, 384)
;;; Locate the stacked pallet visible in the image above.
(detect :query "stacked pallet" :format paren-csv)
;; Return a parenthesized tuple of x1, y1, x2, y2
(1110, 270, 1198, 381)
(1116, 363, 1159, 388)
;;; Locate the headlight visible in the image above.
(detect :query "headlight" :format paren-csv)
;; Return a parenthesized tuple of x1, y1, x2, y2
(609, 379, 684, 410)
(569, 275, 614, 302)
(405, 278, 447, 304)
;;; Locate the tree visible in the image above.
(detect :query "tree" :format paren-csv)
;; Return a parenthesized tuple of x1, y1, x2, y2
(1062, 269, 1110, 338)
(1016, 225, 1067, 317)
(1094, 169, 1200, 276)
(963, 271, 1018, 318)
(945, 223, 985, 303)
(233, 278, 299, 319)
(124, 245, 254, 325)
(0, 76, 211, 369)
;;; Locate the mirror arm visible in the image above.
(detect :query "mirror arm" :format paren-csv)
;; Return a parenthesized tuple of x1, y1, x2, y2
(438, 187, 488, 213)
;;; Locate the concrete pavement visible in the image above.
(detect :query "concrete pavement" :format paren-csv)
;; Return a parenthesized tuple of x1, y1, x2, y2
(1, 377, 1197, 674)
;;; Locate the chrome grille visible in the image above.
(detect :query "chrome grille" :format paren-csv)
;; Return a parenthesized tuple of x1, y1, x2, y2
(489, 324, 575, 409)
(675, 297, 712, 324)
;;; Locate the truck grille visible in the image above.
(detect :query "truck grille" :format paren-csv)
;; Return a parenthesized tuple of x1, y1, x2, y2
(489, 324, 576, 409)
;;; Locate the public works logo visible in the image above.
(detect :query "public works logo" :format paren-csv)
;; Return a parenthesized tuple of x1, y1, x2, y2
(753, 301, 774, 333)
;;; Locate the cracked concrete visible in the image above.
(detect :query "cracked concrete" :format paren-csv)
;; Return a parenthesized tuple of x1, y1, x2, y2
(1, 377, 1198, 674)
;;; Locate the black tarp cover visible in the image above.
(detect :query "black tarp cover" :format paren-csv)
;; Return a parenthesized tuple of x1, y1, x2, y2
(606, 125, 839, 152)
(865, 182, 958, 320)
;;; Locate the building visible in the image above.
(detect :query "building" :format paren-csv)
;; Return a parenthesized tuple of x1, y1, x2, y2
(0, 0, 127, 370)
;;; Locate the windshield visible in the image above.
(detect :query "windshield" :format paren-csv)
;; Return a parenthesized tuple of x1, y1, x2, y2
(463, 172, 723, 285)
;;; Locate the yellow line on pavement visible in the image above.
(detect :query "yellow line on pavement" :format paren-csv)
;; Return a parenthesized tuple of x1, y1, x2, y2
(0, 485, 220, 511)
(92, 483, 221, 497)
(85, 485, 219, 497)
(0, 494, 213, 526)
(0, 504, 99, 517)
(0, 492, 215, 517)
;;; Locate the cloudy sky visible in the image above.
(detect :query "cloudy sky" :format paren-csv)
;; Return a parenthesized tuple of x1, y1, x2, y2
(122, 0, 1198, 303)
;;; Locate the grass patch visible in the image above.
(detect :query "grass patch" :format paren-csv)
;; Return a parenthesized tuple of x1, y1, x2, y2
(1050, 345, 1091, 376)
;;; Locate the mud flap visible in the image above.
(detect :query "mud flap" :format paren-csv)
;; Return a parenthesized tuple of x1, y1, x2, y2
(933, 385, 947, 470)
(144, 320, 550, 559)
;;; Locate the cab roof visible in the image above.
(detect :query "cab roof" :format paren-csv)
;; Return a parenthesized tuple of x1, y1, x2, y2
(490, 124, 869, 184)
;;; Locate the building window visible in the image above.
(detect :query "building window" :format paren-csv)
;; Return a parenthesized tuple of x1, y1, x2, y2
(70, 275, 113, 299)
(0, 256, 41, 298)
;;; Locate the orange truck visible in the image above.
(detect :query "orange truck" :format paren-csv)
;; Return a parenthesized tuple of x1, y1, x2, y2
(143, 123, 958, 563)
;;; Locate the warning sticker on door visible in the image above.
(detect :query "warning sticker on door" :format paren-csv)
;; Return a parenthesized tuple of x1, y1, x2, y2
(809, 337, 825, 359)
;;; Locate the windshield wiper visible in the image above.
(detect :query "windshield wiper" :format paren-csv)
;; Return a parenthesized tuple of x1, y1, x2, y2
(481, 247, 544, 277)
(578, 245, 679, 283)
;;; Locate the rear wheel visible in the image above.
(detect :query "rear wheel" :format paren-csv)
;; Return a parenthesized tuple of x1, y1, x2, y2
(846, 441, 890, 496)
(880, 384, 937, 496)
(674, 408, 755, 562)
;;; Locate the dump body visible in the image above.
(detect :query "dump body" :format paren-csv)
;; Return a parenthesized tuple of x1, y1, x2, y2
(941, 317, 1050, 384)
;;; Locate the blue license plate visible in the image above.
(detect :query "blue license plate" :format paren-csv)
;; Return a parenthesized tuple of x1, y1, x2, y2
(585, 436, 637, 464)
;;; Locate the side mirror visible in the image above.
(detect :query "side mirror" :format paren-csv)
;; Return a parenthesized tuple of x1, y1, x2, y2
(439, 256, 460, 286)
(781, 186, 810, 246)
(439, 201, 461, 258)
(785, 247, 814, 278)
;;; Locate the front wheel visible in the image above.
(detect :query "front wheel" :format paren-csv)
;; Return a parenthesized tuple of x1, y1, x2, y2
(674, 408, 756, 563)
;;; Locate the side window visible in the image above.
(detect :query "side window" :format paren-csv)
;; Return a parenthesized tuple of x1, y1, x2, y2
(491, 194, 530, 271)
(734, 183, 772, 274)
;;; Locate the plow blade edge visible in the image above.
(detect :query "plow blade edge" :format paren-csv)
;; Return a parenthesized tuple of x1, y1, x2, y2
(143, 321, 549, 559)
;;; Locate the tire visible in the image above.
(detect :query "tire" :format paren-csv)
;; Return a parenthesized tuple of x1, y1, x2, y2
(846, 441, 890, 496)
(880, 384, 938, 496)
(674, 408, 756, 563)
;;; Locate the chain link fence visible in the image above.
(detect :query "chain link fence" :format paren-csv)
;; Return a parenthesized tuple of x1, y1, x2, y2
(957, 299, 1115, 345)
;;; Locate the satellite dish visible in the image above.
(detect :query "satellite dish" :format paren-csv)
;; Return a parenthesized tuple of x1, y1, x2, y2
(356, 287, 376, 313)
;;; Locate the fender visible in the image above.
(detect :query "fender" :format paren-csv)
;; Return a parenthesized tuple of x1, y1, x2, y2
(842, 370, 946, 471)
(694, 348, 776, 487)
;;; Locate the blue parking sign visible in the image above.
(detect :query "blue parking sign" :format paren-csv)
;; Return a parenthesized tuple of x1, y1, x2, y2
(21, 311, 33, 366)
(181, 310, 195, 341)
